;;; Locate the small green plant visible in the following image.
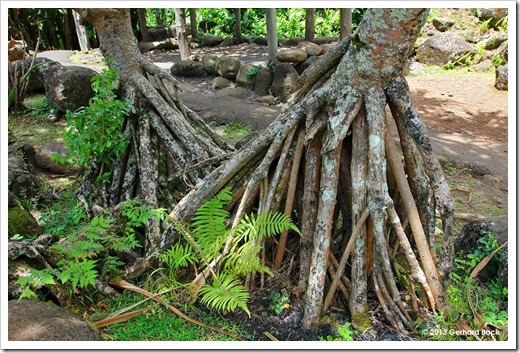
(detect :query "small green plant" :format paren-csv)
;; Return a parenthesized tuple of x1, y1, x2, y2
(161, 187, 300, 317)
(320, 322, 357, 341)
(268, 290, 290, 315)
(10, 234, 24, 241)
(222, 122, 252, 139)
(245, 65, 259, 79)
(443, 161, 457, 175)
(443, 52, 473, 70)
(17, 200, 164, 299)
(59, 63, 132, 169)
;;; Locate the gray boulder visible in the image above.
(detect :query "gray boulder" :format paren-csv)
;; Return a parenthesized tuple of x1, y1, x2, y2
(471, 8, 508, 29)
(416, 32, 475, 65)
(211, 77, 234, 90)
(454, 216, 508, 286)
(8, 149, 40, 201)
(483, 32, 508, 50)
(253, 67, 273, 97)
(432, 17, 455, 32)
(497, 40, 508, 62)
(43, 65, 97, 113)
(8, 207, 43, 238)
(474, 59, 493, 72)
(220, 37, 239, 46)
(272, 63, 301, 103)
(495, 64, 508, 91)
(297, 41, 323, 56)
(138, 38, 178, 53)
(202, 54, 220, 75)
(9, 57, 60, 94)
(276, 48, 307, 63)
(216, 56, 242, 79)
(295, 56, 320, 75)
(236, 64, 256, 90)
(8, 299, 101, 341)
(147, 25, 176, 41)
(200, 35, 223, 47)
(34, 143, 78, 174)
(255, 95, 276, 105)
(170, 60, 208, 78)
(252, 37, 268, 46)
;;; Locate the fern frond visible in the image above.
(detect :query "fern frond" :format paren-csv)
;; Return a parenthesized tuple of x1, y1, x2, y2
(160, 242, 197, 271)
(192, 187, 232, 255)
(199, 273, 251, 317)
(255, 211, 301, 239)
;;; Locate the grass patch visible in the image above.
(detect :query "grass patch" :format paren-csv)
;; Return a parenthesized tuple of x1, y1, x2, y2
(23, 94, 50, 110)
(69, 50, 106, 66)
(9, 114, 66, 148)
(98, 290, 249, 341)
(215, 122, 253, 144)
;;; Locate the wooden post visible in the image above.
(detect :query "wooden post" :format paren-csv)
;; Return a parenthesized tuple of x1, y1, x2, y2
(234, 8, 242, 43)
(305, 8, 315, 41)
(189, 8, 198, 40)
(137, 8, 151, 42)
(266, 8, 277, 63)
(175, 8, 191, 60)
(340, 8, 352, 39)
(73, 11, 90, 51)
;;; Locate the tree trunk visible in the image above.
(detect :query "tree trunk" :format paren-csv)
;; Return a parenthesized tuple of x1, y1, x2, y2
(266, 8, 277, 63)
(189, 9, 198, 40)
(73, 11, 90, 51)
(137, 8, 151, 42)
(73, 8, 231, 258)
(175, 8, 191, 60)
(171, 8, 453, 333)
(305, 9, 315, 41)
(233, 8, 242, 43)
(70, 8, 453, 336)
(339, 8, 352, 39)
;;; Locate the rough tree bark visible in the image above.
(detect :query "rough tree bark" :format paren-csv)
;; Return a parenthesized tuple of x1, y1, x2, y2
(305, 9, 315, 41)
(169, 8, 453, 333)
(73, 8, 232, 257)
(174, 8, 191, 60)
(69, 8, 452, 335)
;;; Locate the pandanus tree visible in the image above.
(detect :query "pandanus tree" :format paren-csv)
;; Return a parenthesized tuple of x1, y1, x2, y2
(74, 8, 453, 333)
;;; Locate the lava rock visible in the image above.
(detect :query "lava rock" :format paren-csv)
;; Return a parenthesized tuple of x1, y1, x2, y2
(43, 65, 97, 113)
(416, 32, 475, 65)
(272, 63, 301, 103)
(495, 64, 508, 91)
(8, 299, 101, 341)
(170, 60, 208, 78)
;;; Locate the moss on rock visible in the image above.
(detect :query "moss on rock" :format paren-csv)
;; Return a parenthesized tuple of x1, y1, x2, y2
(8, 207, 43, 239)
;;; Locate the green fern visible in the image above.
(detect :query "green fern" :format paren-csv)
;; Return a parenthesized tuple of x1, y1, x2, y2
(159, 242, 197, 272)
(199, 273, 251, 317)
(191, 188, 232, 258)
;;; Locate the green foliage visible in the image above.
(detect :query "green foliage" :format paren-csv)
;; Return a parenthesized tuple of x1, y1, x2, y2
(422, 230, 508, 340)
(192, 8, 365, 39)
(17, 200, 164, 299)
(161, 187, 300, 317)
(199, 273, 251, 316)
(320, 322, 357, 341)
(443, 52, 474, 70)
(99, 290, 245, 341)
(245, 65, 259, 79)
(61, 64, 131, 169)
(222, 122, 252, 142)
(268, 290, 290, 315)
